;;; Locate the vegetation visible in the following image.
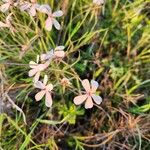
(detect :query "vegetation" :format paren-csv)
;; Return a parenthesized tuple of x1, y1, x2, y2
(0, 0, 150, 149)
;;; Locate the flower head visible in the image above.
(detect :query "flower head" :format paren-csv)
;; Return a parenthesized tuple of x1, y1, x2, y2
(34, 75, 53, 107)
(61, 78, 71, 86)
(37, 4, 63, 31)
(40, 46, 65, 61)
(0, 0, 13, 12)
(73, 79, 102, 109)
(93, 0, 104, 5)
(19, 0, 39, 16)
(28, 55, 50, 82)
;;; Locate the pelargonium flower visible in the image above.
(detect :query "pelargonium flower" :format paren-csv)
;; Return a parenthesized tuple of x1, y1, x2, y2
(40, 46, 65, 61)
(28, 55, 50, 82)
(0, 0, 13, 12)
(34, 75, 53, 107)
(19, 0, 39, 16)
(93, 0, 104, 5)
(73, 79, 102, 109)
(37, 4, 63, 31)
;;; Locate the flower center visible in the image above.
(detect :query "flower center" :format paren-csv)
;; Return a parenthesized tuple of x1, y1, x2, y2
(48, 14, 53, 19)
(87, 91, 92, 96)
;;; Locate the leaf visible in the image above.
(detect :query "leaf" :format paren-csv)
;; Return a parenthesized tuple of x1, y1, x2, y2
(19, 134, 31, 150)
(129, 104, 150, 114)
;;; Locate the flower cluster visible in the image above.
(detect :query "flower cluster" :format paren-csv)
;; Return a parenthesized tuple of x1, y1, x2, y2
(0, 0, 103, 109)
(29, 47, 102, 109)
(0, 0, 63, 31)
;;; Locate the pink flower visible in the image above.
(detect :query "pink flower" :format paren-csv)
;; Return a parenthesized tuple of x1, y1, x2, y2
(73, 79, 102, 109)
(28, 55, 50, 82)
(61, 78, 71, 86)
(40, 46, 65, 61)
(34, 75, 53, 107)
(93, 0, 104, 5)
(19, 0, 39, 16)
(37, 4, 63, 31)
(0, 0, 13, 12)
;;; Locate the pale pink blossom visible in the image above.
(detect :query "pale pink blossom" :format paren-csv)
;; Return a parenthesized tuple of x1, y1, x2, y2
(0, 0, 13, 12)
(93, 0, 104, 5)
(19, 0, 39, 16)
(28, 55, 50, 82)
(34, 75, 53, 107)
(37, 4, 63, 31)
(40, 46, 65, 61)
(73, 79, 102, 109)
(61, 78, 71, 86)
(0, 0, 18, 12)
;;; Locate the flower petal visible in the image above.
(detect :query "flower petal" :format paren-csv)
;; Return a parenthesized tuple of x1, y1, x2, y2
(40, 54, 47, 61)
(45, 92, 52, 107)
(29, 5, 36, 16)
(31, 0, 36, 3)
(28, 68, 38, 77)
(34, 3, 40, 10)
(91, 80, 99, 92)
(34, 81, 45, 89)
(38, 63, 49, 71)
(54, 51, 65, 58)
(52, 18, 61, 30)
(20, 2, 31, 11)
(5, 13, 12, 25)
(52, 10, 63, 17)
(0, 3, 10, 13)
(40, 51, 54, 61)
(85, 96, 93, 109)
(37, 4, 51, 14)
(55, 46, 65, 51)
(82, 79, 90, 92)
(29, 61, 37, 68)
(73, 94, 87, 105)
(93, 0, 104, 5)
(45, 17, 52, 31)
(34, 71, 40, 83)
(46, 84, 53, 91)
(91, 94, 102, 105)
(35, 90, 46, 101)
(3, 0, 10, 2)
(46, 50, 55, 59)
(0, 21, 9, 28)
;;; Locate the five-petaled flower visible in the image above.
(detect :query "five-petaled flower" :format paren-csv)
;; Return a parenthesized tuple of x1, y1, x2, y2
(37, 4, 63, 31)
(28, 55, 50, 82)
(34, 75, 53, 107)
(19, 0, 39, 17)
(40, 46, 65, 61)
(0, 1, 104, 110)
(73, 79, 102, 109)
